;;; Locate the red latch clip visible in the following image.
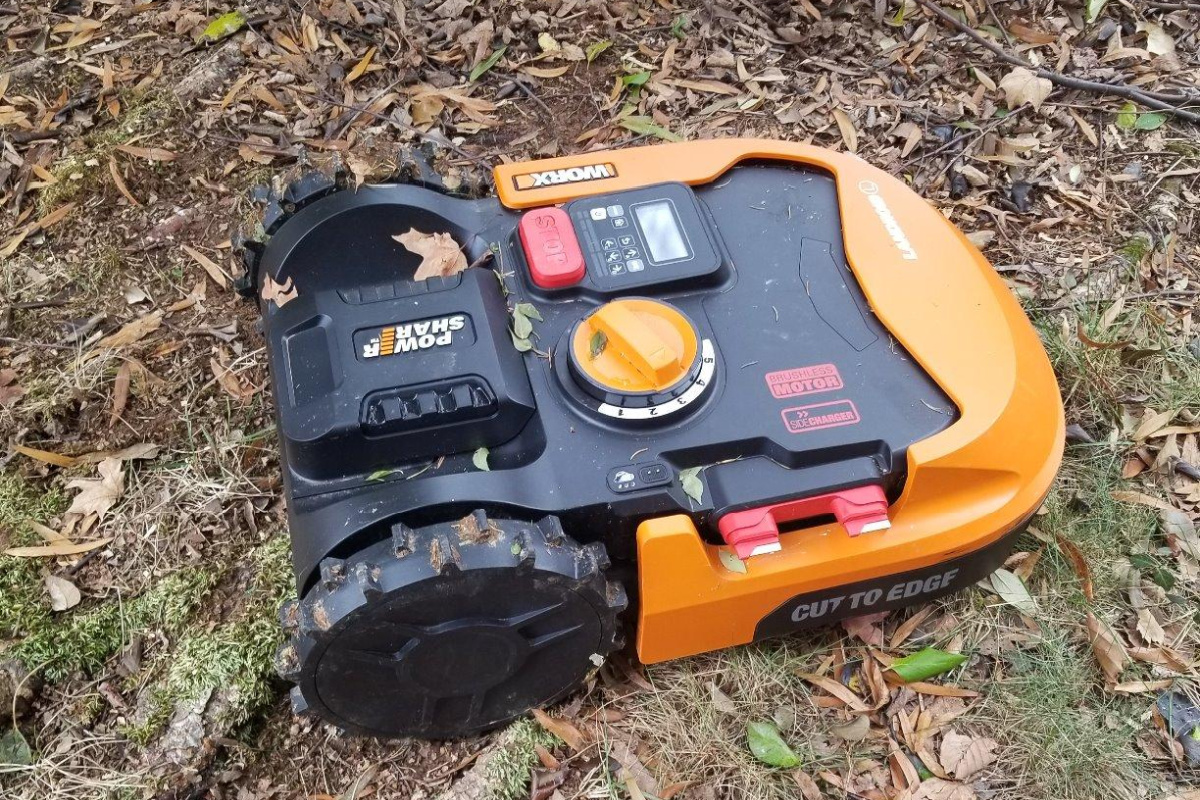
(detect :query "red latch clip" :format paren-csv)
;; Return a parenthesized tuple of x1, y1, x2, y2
(716, 485, 891, 559)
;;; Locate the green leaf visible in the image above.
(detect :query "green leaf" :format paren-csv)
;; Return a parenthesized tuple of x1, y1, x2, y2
(198, 10, 247, 44)
(469, 46, 507, 82)
(512, 311, 533, 340)
(1116, 102, 1137, 130)
(1085, 0, 1108, 23)
(0, 729, 33, 766)
(366, 469, 394, 482)
(622, 71, 652, 87)
(679, 466, 704, 504)
(988, 568, 1037, 615)
(617, 115, 681, 142)
(472, 447, 490, 471)
(670, 14, 689, 39)
(512, 333, 533, 352)
(1190, 725, 1200, 742)
(718, 548, 747, 574)
(514, 302, 543, 322)
(510, 541, 522, 556)
(1129, 553, 1176, 590)
(586, 40, 612, 64)
(746, 721, 800, 768)
(1134, 112, 1166, 131)
(589, 330, 608, 359)
(889, 647, 968, 683)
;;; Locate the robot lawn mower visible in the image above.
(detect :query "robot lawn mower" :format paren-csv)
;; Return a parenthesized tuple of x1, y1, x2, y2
(235, 139, 1064, 739)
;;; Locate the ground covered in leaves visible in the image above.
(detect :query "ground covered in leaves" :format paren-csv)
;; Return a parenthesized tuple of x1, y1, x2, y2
(2, 0, 1200, 798)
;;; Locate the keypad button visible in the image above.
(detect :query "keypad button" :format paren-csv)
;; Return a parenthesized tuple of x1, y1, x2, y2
(612, 217, 628, 228)
(589, 207, 608, 221)
(607, 204, 625, 217)
(618, 235, 635, 246)
(626, 259, 644, 272)
(601, 238, 617, 250)
(623, 247, 639, 259)
(605, 251, 622, 263)
(609, 262, 626, 275)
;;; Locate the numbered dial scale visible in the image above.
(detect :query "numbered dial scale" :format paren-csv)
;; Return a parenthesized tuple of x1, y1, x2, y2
(563, 298, 716, 420)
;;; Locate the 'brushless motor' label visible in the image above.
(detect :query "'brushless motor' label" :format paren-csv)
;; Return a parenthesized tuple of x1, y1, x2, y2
(780, 399, 860, 433)
(356, 314, 474, 360)
(765, 364, 844, 399)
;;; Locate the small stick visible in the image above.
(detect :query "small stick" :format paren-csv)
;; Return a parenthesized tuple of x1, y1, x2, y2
(914, 0, 1200, 124)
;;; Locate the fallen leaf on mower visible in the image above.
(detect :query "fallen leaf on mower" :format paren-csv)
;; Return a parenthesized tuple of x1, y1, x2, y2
(66, 458, 125, 519)
(45, 574, 81, 611)
(939, 731, 997, 780)
(395, 228, 468, 280)
(261, 275, 299, 307)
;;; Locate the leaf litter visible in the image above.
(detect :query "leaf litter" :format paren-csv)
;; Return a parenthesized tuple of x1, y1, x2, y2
(2, 0, 1200, 797)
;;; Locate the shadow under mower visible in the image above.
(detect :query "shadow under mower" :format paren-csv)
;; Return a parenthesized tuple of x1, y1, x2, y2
(237, 139, 1064, 740)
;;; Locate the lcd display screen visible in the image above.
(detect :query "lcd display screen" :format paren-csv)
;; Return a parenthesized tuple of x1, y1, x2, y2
(634, 201, 689, 262)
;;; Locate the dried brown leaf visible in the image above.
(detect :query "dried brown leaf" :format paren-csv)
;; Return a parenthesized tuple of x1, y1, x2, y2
(116, 143, 177, 161)
(182, 244, 229, 289)
(13, 444, 77, 468)
(531, 708, 588, 752)
(1086, 612, 1129, 684)
(791, 770, 823, 800)
(998, 67, 1052, 110)
(109, 361, 132, 427)
(796, 672, 870, 711)
(262, 275, 299, 307)
(832, 108, 857, 153)
(5, 537, 114, 558)
(911, 777, 978, 800)
(109, 157, 140, 206)
(93, 311, 164, 352)
(65, 458, 125, 519)
(45, 574, 81, 611)
(939, 731, 998, 780)
(395, 228, 469, 280)
(1054, 534, 1093, 600)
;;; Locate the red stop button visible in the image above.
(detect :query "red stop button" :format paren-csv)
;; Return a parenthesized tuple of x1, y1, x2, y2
(518, 207, 585, 289)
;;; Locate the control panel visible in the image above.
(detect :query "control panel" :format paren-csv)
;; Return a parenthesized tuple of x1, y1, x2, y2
(516, 182, 723, 291)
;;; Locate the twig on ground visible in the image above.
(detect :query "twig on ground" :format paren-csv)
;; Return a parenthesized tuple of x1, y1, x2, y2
(915, 0, 1200, 124)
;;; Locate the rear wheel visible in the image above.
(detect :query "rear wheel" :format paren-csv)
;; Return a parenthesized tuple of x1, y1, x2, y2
(276, 511, 626, 739)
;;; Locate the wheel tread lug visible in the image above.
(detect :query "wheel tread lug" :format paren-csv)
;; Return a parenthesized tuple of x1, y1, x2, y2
(392, 521, 416, 558)
(319, 558, 346, 589)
